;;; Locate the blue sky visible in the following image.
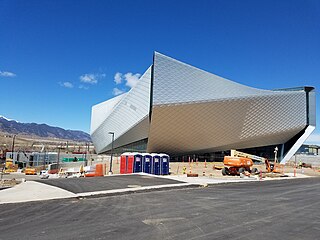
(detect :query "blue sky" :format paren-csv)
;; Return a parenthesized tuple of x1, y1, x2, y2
(0, 0, 319, 143)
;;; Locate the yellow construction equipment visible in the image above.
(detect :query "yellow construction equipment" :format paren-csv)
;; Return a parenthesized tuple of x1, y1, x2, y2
(4, 159, 18, 173)
(25, 167, 37, 175)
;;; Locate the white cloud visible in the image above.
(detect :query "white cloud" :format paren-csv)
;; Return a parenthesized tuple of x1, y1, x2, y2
(0, 71, 16, 77)
(80, 74, 97, 84)
(113, 87, 125, 96)
(114, 72, 122, 84)
(80, 73, 105, 84)
(79, 85, 89, 90)
(111, 71, 141, 95)
(124, 72, 141, 88)
(305, 133, 320, 145)
(59, 81, 74, 88)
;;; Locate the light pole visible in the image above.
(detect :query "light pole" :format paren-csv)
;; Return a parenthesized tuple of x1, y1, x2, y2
(86, 143, 90, 166)
(57, 143, 63, 170)
(274, 147, 278, 164)
(11, 135, 16, 159)
(108, 132, 115, 175)
(83, 142, 90, 167)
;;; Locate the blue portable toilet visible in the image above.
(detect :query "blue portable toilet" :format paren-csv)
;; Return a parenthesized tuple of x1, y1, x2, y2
(151, 153, 161, 175)
(133, 153, 142, 173)
(142, 153, 152, 174)
(159, 153, 170, 175)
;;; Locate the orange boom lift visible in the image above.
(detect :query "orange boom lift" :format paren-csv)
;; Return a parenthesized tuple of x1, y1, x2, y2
(222, 150, 282, 176)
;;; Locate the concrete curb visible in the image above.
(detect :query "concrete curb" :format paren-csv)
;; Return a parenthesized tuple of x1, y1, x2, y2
(0, 182, 201, 205)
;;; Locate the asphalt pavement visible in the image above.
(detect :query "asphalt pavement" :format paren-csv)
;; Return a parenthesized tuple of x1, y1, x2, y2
(37, 174, 185, 193)
(0, 177, 319, 240)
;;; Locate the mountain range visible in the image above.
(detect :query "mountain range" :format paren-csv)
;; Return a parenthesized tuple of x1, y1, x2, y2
(0, 116, 91, 142)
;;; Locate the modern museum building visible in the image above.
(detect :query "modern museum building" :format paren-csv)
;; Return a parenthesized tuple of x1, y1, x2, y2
(90, 52, 316, 163)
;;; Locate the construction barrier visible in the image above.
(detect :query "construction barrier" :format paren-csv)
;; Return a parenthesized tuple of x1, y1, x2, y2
(95, 163, 104, 177)
(85, 172, 96, 177)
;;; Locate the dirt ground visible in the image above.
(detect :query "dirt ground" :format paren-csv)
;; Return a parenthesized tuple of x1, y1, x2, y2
(169, 161, 320, 177)
(108, 158, 320, 177)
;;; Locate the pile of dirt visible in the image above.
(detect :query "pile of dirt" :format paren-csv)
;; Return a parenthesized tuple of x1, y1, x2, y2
(0, 178, 20, 189)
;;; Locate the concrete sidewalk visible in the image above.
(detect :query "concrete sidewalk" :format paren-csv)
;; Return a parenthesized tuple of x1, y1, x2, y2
(0, 181, 77, 204)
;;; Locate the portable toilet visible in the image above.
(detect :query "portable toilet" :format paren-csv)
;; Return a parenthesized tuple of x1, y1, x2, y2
(120, 153, 129, 174)
(159, 153, 170, 175)
(120, 152, 134, 174)
(142, 153, 152, 174)
(133, 153, 142, 173)
(151, 153, 161, 175)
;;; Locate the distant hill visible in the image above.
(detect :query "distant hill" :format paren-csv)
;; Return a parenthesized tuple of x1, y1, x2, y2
(0, 116, 91, 142)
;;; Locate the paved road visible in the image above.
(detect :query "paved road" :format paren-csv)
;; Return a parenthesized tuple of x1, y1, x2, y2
(37, 174, 185, 193)
(0, 178, 319, 240)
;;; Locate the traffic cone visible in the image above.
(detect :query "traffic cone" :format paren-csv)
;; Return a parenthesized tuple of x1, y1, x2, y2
(182, 166, 187, 174)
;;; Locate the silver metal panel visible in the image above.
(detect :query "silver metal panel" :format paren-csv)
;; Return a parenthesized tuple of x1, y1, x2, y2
(90, 94, 125, 134)
(101, 116, 149, 153)
(91, 66, 152, 153)
(152, 52, 290, 106)
(147, 92, 307, 154)
(240, 92, 306, 139)
(308, 89, 316, 127)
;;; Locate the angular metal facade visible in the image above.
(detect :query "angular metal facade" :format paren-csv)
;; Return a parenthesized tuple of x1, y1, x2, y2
(91, 52, 316, 163)
(90, 66, 152, 153)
